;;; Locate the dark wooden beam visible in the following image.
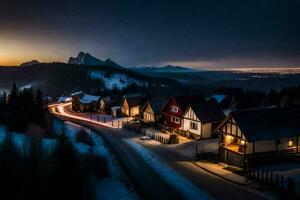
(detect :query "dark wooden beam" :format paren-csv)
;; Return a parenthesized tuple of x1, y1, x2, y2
(297, 136, 299, 153)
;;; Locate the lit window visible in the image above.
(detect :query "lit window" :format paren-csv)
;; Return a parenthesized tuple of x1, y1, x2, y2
(171, 106, 179, 113)
(190, 122, 198, 130)
(288, 139, 293, 147)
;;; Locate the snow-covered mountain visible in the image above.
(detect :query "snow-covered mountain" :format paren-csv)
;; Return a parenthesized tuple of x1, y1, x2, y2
(19, 60, 40, 67)
(89, 71, 148, 90)
(68, 52, 121, 68)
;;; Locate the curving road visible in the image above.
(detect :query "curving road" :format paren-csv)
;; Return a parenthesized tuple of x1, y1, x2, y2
(50, 103, 278, 200)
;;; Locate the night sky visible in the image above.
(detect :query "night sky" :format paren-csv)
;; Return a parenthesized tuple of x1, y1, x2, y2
(1, 0, 300, 68)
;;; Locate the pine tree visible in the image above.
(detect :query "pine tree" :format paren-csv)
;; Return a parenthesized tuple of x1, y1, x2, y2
(5, 83, 26, 131)
(47, 134, 84, 200)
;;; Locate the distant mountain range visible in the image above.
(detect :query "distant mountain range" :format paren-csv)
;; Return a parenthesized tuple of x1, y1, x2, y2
(131, 65, 198, 74)
(0, 53, 181, 97)
(68, 52, 121, 68)
(19, 60, 40, 67)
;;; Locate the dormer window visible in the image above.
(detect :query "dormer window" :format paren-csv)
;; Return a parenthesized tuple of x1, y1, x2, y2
(171, 106, 179, 113)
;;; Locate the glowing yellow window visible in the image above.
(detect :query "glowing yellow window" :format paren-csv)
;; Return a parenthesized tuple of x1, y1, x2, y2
(288, 139, 293, 147)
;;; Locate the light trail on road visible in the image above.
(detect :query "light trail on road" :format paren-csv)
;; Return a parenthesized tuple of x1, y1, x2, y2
(49, 102, 118, 129)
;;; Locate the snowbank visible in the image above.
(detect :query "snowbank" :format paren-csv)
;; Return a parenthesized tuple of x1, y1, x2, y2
(53, 120, 140, 199)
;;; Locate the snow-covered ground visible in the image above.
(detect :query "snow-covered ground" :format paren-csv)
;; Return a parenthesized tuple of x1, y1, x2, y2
(90, 71, 147, 90)
(20, 83, 32, 90)
(0, 88, 9, 94)
(0, 125, 56, 153)
(54, 120, 140, 200)
(125, 139, 211, 200)
(0, 121, 139, 200)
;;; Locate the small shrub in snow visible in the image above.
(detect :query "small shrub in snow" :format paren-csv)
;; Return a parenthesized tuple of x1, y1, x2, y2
(76, 129, 95, 146)
(168, 134, 179, 144)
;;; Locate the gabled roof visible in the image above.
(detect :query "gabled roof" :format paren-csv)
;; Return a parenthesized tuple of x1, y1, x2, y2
(227, 107, 300, 142)
(124, 96, 146, 107)
(173, 95, 204, 112)
(188, 100, 226, 123)
(143, 99, 168, 113)
(80, 94, 101, 104)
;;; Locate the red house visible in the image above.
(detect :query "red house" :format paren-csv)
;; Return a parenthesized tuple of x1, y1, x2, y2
(161, 96, 204, 129)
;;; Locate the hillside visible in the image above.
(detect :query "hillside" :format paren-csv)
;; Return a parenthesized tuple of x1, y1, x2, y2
(0, 63, 181, 97)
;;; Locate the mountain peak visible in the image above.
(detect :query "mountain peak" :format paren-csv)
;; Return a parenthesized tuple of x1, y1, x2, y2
(19, 60, 40, 67)
(104, 58, 122, 68)
(68, 52, 121, 67)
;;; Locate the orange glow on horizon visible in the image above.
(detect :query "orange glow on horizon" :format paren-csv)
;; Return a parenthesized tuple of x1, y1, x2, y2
(0, 36, 73, 66)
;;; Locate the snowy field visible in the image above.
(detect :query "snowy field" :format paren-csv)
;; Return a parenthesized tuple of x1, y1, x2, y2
(125, 139, 211, 200)
(0, 125, 56, 153)
(54, 120, 140, 200)
(0, 121, 139, 200)
(90, 71, 147, 90)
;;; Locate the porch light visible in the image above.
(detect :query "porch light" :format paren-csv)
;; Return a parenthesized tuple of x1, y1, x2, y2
(226, 135, 233, 140)
(240, 140, 245, 145)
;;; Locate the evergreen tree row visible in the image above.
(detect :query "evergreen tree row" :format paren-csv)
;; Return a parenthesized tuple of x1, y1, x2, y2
(0, 83, 49, 134)
(0, 132, 108, 200)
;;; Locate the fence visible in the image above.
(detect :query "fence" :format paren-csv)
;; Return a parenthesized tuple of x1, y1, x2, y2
(144, 130, 170, 144)
(89, 114, 130, 129)
(248, 167, 300, 197)
(123, 123, 173, 144)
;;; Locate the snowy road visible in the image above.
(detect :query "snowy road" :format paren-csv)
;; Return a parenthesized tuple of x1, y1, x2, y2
(50, 103, 277, 200)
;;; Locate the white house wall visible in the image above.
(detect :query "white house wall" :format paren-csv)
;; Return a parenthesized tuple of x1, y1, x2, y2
(182, 107, 202, 136)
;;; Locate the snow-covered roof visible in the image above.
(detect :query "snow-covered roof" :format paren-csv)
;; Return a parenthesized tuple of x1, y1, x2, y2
(80, 94, 101, 104)
(58, 96, 72, 103)
(71, 91, 82, 96)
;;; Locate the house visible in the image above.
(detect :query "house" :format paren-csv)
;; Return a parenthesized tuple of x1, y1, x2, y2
(99, 96, 121, 114)
(182, 100, 226, 139)
(141, 99, 167, 123)
(72, 94, 101, 112)
(121, 95, 146, 117)
(216, 107, 300, 168)
(99, 96, 111, 113)
(111, 106, 122, 118)
(161, 96, 204, 129)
